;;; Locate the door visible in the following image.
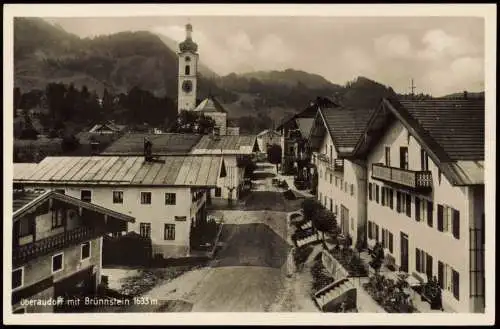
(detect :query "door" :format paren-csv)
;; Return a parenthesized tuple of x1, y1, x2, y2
(400, 232, 409, 272)
(341, 205, 349, 236)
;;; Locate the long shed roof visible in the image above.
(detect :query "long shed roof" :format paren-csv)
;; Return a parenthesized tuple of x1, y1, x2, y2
(14, 156, 223, 187)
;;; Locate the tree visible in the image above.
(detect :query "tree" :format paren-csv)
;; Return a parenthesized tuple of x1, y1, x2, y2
(313, 208, 337, 241)
(267, 143, 282, 172)
(370, 242, 385, 273)
(170, 110, 215, 134)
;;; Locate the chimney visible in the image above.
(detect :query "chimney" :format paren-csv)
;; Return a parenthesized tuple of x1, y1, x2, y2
(463, 90, 468, 100)
(144, 137, 153, 162)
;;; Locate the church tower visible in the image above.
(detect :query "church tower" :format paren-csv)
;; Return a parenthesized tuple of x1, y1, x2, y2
(177, 23, 198, 113)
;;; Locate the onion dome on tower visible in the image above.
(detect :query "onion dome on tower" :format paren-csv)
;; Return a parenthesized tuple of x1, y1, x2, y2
(179, 23, 198, 53)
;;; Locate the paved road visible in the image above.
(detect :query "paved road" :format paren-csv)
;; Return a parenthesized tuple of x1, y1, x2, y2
(138, 162, 294, 312)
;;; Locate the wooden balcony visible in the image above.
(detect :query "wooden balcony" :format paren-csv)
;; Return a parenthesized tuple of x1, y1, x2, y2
(371, 163, 432, 191)
(316, 154, 344, 172)
(13, 226, 102, 266)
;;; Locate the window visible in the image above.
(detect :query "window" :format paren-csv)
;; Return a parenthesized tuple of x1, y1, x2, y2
(368, 183, 372, 201)
(335, 205, 338, 215)
(400, 147, 409, 170)
(381, 228, 393, 253)
(427, 201, 434, 227)
(165, 193, 176, 205)
(421, 148, 429, 171)
(350, 184, 354, 196)
(335, 177, 339, 187)
(140, 192, 152, 204)
(344, 182, 348, 192)
(185, 65, 190, 75)
(397, 191, 411, 216)
(405, 193, 412, 217)
(81, 242, 91, 260)
(215, 187, 222, 197)
(52, 253, 64, 273)
(368, 221, 373, 240)
(164, 224, 175, 240)
(51, 209, 65, 229)
(329, 173, 332, 184)
(375, 223, 380, 242)
(375, 185, 380, 203)
(439, 261, 460, 300)
(381, 187, 386, 206)
(416, 248, 433, 279)
(385, 146, 391, 166)
(81, 190, 92, 202)
(139, 223, 151, 238)
(351, 217, 354, 230)
(18, 216, 34, 237)
(415, 197, 427, 222)
(12, 268, 23, 289)
(329, 198, 333, 212)
(112, 191, 123, 204)
(437, 204, 459, 239)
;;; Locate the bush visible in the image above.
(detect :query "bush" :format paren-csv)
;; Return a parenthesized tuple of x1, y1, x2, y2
(363, 273, 418, 313)
(61, 135, 80, 153)
(311, 256, 334, 292)
(293, 245, 313, 267)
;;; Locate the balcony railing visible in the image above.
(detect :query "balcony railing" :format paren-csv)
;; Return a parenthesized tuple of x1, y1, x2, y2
(316, 154, 344, 172)
(13, 226, 100, 266)
(371, 163, 432, 190)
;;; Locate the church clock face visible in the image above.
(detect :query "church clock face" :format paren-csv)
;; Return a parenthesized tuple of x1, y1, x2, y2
(182, 80, 193, 93)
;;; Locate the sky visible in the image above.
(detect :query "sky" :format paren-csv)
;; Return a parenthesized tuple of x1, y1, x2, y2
(45, 16, 485, 97)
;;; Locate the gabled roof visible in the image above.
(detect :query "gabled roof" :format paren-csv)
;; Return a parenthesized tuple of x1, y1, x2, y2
(310, 105, 375, 155)
(353, 97, 485, 185)
(193, 96, 227, 113)
(190, 135, 258, 155)
(277, 97, 337, 130)
(295, 118, 315, 140)
(13, 190, 135, 222)
(101, 133, 203, 155)
(14, 155, 224, 187)
(257, 129, 281, 138)
(89, 121, 126, 133)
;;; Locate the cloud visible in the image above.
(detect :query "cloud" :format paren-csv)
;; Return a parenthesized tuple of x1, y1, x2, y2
(417, 29, 478, 60)
(421, 56, 484, 96)
(374, 34, 412, 58)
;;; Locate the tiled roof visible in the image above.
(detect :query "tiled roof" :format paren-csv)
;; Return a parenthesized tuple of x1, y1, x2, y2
(277, 97, 336, 129)
(295, 118, 314, 139)
(398, 99, 485, 161)
(13, 190, 135, 222)
(190, 135, 258, 155)
(13, 189, 49, 212)
(14, 155, 222, 187)
(193, 96, 227, 113)
(101, 133, 203, 155)
(320, 105, 375, 150)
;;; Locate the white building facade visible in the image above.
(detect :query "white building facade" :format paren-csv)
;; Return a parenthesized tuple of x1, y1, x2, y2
(353, 98, 485, 313)
(14, 155, 224, 258)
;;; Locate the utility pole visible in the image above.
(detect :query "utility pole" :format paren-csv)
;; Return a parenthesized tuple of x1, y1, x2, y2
(410, 79, 416, 98)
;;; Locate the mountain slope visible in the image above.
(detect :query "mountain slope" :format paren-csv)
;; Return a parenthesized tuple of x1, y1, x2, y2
(240, 69, 340, 89)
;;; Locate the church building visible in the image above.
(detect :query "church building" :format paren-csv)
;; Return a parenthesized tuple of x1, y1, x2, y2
(177, 23, 237, 136)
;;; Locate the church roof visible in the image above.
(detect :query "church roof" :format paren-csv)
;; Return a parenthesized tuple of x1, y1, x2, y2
(194, 96, 227, 113)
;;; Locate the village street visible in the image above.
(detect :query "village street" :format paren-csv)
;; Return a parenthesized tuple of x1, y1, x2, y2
(114, 162, 317, 312)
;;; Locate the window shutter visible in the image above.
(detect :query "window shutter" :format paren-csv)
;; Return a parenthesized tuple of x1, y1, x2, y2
(375, 225, 379, 242)
(427, 201, 433, 227)
(415, 197, 421, 221)
(368, 183, 372, 201)
(389, 189, 394, 209)
(452, 209, 460, 239)
(389, 232, 393, 253)
(437, 204, 444, 232)
(396, 192, 401, 213)
(406, 194, 411, 217)
(426, 254, 433, 279)
(381, 188, 385, 206)
(375, 185, 379, 203)
(438, 261, 444, 289)
(452, 269, 460, 300)
(416, 248, 421, 272)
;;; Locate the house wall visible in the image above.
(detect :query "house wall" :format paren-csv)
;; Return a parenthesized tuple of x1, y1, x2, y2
(12, 237, 101, 313)
(21, 185, 199, 258)
(315, 133, 367, 246)
(366, 119, 483, 313)
(257, 132, 280, 154)
(209, 156, 243, 200)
